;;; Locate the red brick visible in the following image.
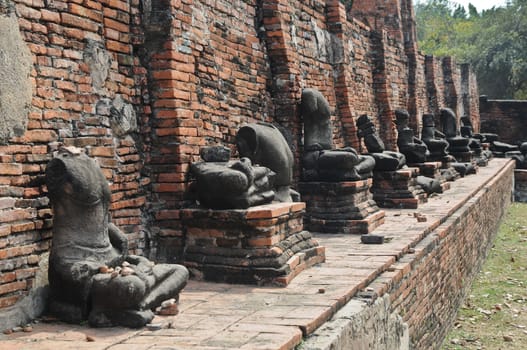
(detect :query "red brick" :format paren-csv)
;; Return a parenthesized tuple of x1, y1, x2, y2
(0, 295, 20, 308)
(41, 9, 61, 23)
(69, 3, 103, 22)
(0, 281, 27, 295)
(0, 164, 23, 176)
(23, 130, 58, 143)
(61, 12, 99, 32)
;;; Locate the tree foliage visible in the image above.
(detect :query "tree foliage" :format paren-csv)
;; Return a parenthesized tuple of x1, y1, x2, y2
(415, 0, 527, 99)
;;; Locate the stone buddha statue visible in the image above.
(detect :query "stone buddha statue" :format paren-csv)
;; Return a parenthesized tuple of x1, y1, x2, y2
(46, 147, 189, 328)
(394, 109, 429, 164)
(439, 108, 471, 153)
(236, 122, 300, 202)
(460, 116, 482, 152)
(190, 145, 276, 209)
(300, 88, 375, 181)
(460, 115, 494, 165)
(421, 113, 450, 160)
(356, 114, 406, 171)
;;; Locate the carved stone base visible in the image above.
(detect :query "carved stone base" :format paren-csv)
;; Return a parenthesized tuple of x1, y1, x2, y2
(179, 203, 325, 286)
(298, 179, 385, 235)
(371, 167, 427, 209)
(450, 151, 474, 163)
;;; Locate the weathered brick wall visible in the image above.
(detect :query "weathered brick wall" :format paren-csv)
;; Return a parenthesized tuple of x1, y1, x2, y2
(514, 170, 527, 202)
(411, 54, 428, 133)
(0, 0, 150, 314)
(0, 0, 483, 325)
(388, 161, 514, 348)
(442, 57, 464, 122)
(461, 63, 480, 132)
(479, 97, 527, 144)
(350, 0, 479, 143)
(139, 0, 275, 260)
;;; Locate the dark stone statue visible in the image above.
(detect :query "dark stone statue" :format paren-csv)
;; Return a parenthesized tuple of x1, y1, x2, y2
(395, 109, 429, 164)
(417, 175, 442, 195)
(460, 116, 481, 151)
(46, 147, 189, 328)
(190, 146, 276, 209)
(439, 108, 471, 153)
(421, 113, 449, 160)
(356, 114, 406, 171)
(474, 132, 519, 155)
(236, 123, 300, 202)
(300, 88, 375, 181)
(491, 140, 520, 154)
(460, 116, 493, 165)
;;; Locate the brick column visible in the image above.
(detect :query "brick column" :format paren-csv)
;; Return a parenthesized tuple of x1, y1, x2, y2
(371, 30, 398, 150)
(260, 0, 302, 176)
(326, 0, 360, 149)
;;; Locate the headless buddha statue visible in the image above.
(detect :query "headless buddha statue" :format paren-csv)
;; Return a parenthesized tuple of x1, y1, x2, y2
(46, 147, 189, 328)
(439, 108, 471, 153)
(421, 113, 450, 161)
(356, 114, 406, 171)
(301, 88, 375, 181)
(394, 109, 429, 164)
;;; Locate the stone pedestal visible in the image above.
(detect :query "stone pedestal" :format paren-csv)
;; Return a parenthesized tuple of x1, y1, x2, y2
(298, 179, 385, 235)
(371, 167, 427, 209)
(179, 203, 325, 286)
(450, 151, 473, 163)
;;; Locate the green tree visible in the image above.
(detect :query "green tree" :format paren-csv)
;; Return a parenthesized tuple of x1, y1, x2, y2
(415, 0, 527, 99)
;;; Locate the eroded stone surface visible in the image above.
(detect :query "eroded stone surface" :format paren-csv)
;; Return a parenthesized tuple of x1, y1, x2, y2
(0, 4, 32, 143)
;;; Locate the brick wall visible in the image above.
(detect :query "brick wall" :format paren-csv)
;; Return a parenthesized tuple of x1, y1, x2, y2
(139, 0, 275, 260)
(461, 63, 480, 131)
(514, 170, 527, 202)
(479, 97, 527, 144)
(0, 0, 150, 314)
(0, 0, 482, 325)
(387, 161, 514, 348)
(302, 160, 514, 350)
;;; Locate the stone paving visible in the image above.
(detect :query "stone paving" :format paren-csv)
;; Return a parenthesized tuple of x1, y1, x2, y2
(0, 159, 511, 350)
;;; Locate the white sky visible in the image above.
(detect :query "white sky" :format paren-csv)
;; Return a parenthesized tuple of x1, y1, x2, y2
(449, 0, 509, 11)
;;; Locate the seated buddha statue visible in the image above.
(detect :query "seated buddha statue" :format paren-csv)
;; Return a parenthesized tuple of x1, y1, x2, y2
(356, 114, 406, 171)
(439, 108, 470, 153)
(394, 109, 429, 164)
(301, 88, 375, 181)
(421, 113, 449, 161)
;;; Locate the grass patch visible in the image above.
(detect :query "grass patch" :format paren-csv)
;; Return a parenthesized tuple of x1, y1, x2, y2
(442, 203, 527, 349)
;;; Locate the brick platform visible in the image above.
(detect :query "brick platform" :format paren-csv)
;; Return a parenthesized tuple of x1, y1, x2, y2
(179, 203, 325, 286)
(298, 180, 385, 235)
(0, 159, 513, 350)
(371, 168, 427, 209)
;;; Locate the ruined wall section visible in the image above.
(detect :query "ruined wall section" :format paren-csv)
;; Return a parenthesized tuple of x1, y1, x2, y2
(480, 97, 527, 144)
(0, 0, 484, 324)
(425, 55, 446, 125)
(0, 0, 149, 317)
(442, 57, 464, 122)
(328, 2, 378, 151)
(139, 0, 276, 261)
(411, 54, 428, 134)
(461, 63, 480, 131)
(0, 2, 33, 143)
